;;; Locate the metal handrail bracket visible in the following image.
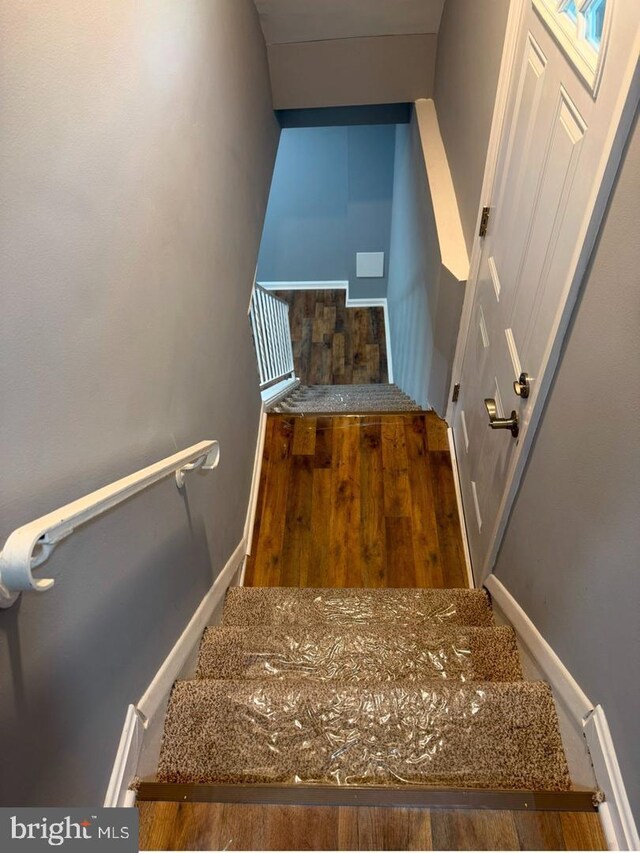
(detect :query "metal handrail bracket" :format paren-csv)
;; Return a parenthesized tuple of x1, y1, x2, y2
(0, 440, 220, 608)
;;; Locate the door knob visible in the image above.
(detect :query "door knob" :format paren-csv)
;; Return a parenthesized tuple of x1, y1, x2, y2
(513, 372, 530, 398)
(484, 398, 519, 438)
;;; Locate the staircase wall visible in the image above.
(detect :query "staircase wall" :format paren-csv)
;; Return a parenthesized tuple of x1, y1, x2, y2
(0, 0, 278, 807)
(494, 115, 640, 828)
(433, 0, 510, 255)
(386, 106, 466, 415)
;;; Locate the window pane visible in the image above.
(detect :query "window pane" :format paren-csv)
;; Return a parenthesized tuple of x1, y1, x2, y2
(562, 0, 578, 21)
(586, 0, 606, 48)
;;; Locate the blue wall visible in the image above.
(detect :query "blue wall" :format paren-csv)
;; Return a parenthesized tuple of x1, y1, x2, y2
(387, 114, 464, 414)
(257, 125, 396, 299)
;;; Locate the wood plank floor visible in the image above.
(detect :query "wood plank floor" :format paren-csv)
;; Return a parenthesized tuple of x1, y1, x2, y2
(276, 289, 388, 385)
(244, 412, 468, 588)
(138, 802, 607, 850)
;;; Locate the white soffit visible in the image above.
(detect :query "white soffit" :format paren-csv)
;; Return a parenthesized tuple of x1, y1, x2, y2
(254, 0, 445, 45)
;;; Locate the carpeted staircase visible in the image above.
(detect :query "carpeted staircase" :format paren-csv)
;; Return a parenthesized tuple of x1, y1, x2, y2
(155, 587, 572, 792)
(269, 383, 422, 414)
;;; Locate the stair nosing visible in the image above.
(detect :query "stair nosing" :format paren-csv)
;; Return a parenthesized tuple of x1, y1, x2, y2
(136, 781, 597, 811)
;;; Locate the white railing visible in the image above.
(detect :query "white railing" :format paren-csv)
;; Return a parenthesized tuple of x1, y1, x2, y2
(0, 440, 220, 608)
(249, 285, 295, 390)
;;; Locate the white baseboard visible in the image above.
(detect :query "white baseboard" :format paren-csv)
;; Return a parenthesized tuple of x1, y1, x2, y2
(244, 407, 269, 555)
(485, 574, 638, 851)
(104, 537, 246, 806)
(485, 575, 592, 719)
(584, 706, 640, 851)
(446, 427, 474, 588)
(104, 705, 145, 807)
(137, 537, 246, 723)
(258, 280, 349, 290)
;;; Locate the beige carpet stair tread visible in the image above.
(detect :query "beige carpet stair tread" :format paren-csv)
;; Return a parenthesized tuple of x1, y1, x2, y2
(197, 625, 522, 682)
(157, 679, 570, 791)
(222, 587, 494, 628)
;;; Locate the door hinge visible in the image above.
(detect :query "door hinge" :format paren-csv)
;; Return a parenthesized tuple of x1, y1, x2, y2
(452, 383, 461, 403)
(479, 206, 491, 238)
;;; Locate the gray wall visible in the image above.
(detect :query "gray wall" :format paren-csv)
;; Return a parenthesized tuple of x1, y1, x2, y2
(387, 120, 440, 409)
(258, 124, 395, 298)
(267, 34, 437, 110)
(0, 0, 279, 806)
(387, 114, 464, 413)
(434, 0, 510, 254)
(494, 115, 640, 824)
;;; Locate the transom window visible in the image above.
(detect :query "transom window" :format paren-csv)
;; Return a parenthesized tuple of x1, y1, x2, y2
(533, 0, 611, 93)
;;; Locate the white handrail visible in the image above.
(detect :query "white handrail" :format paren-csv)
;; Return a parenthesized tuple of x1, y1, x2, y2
(0, 440, 220, 608)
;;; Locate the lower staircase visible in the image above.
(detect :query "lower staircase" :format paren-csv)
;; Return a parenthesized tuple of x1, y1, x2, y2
(137, 587, 598, 809)
(269, 383, 422, 414)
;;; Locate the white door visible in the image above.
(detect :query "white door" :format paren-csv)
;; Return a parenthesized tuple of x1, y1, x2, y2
(454, 0, 639, 581)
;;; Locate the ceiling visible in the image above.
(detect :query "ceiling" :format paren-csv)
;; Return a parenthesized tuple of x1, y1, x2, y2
(254, 0, 446, 45)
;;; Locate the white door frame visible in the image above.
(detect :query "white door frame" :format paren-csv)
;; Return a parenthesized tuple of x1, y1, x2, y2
(447, 0, 640, 580)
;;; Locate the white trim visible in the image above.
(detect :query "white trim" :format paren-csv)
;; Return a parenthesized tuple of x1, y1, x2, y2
(122, 789, 136, 808)
(446, 427, 474, 588)
(446, 0, 528, 426)
(383, 303, 394, 385)
(344, 297, 387, 306)
(237, 555, 249, 588)
(261, 376, 299, 406)
(485, 574, 639, 851)
(584, 707, 640, 852)
(414, 99, 469, 283)
(103, 705, 145, 807)
(485, 575, 592, 718)
(599, 804, 620, 853)
(243, 407, 269, 554)
(136, 537, 246, 723)
(104, 537, 246, 806)
(258, 280, 349, 290)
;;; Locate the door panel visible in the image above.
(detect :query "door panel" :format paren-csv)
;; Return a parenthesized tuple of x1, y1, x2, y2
(454, 0, 639, 579)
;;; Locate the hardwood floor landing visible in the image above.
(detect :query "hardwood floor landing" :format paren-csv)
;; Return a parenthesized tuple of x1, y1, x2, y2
(138, 802, 607, 850)
(244, 412, 469, 589)
(276, 289, 388, 385)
